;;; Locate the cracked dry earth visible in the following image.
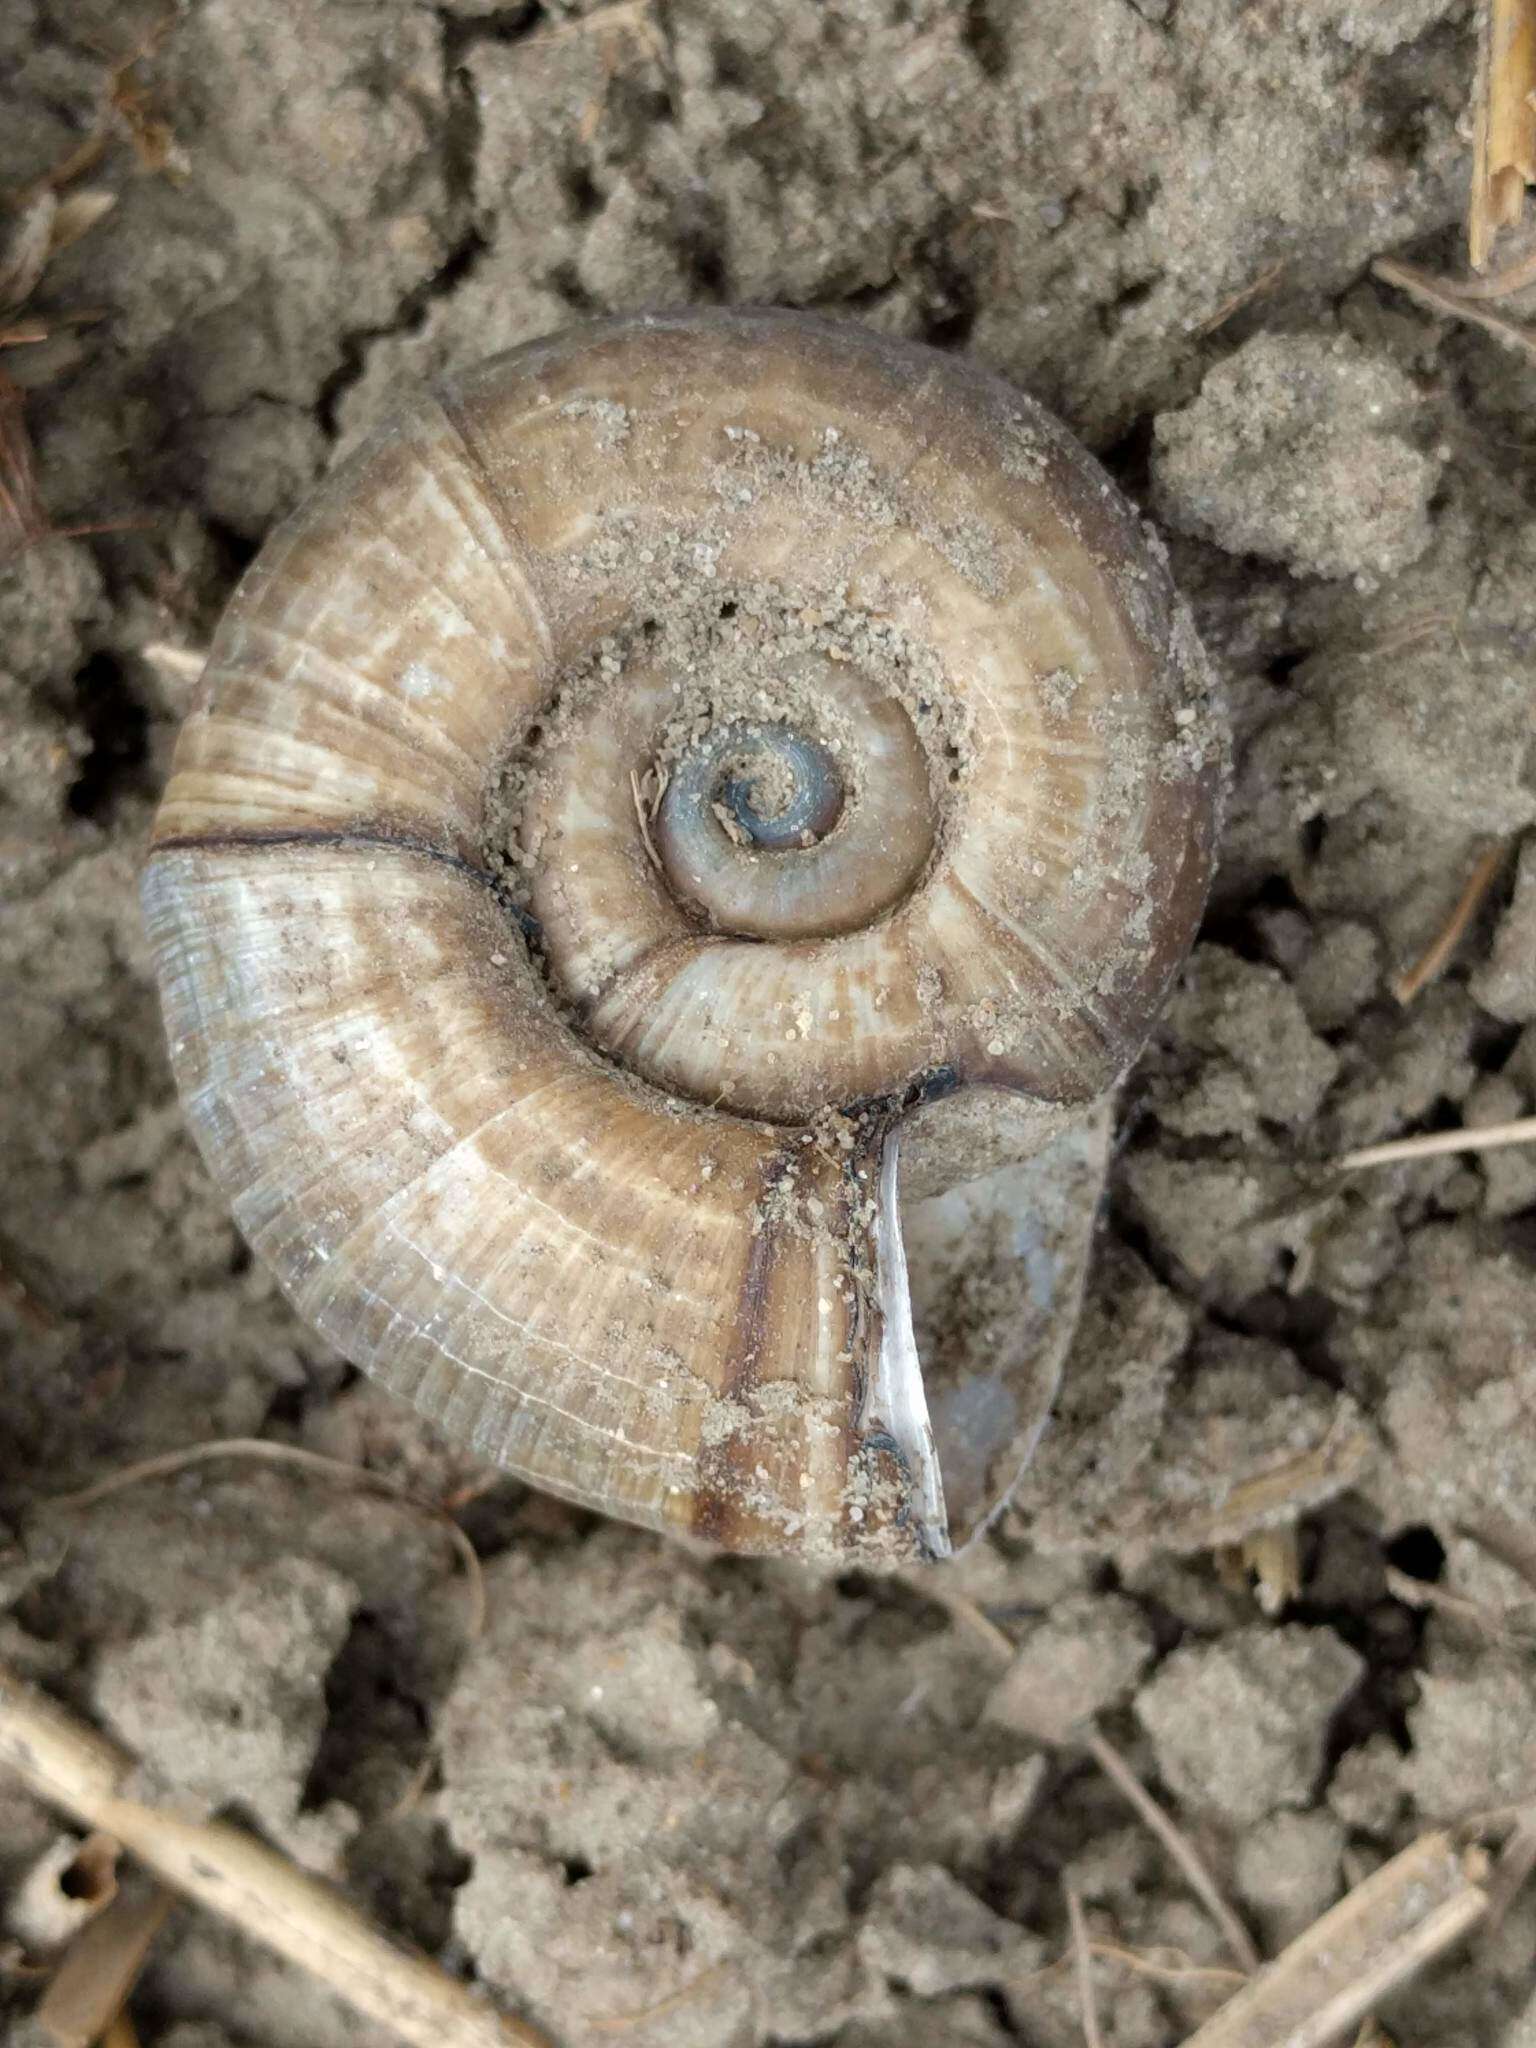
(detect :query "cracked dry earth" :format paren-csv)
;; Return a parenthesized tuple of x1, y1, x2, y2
(4, 1, 1536, 2044)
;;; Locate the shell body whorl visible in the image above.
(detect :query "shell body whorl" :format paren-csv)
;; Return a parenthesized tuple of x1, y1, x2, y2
(145, 310, 1225, 1563)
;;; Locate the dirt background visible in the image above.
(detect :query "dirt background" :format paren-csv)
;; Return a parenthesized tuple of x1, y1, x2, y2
(4, 0, 1536, 2043)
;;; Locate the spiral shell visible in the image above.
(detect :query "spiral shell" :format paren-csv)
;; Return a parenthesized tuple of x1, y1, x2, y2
(144, 309, 1224, 1564)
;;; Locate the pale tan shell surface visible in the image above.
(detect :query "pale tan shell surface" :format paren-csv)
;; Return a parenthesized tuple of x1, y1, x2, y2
(145, 309, 1226, 1564)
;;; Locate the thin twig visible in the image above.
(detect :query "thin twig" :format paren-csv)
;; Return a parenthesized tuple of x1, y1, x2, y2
(386, 1752, 438, 1823)
(19, 126, 109, 200)
(0, 1257, 61, 1332)
(103, 13, 183, 177)
(899, 1576, 1261, 1974)
(587, 1962, 735, 2032)
(44, 1438, 486, 1639)
(1441, 241, 1536, 299)
(903, 1569, 1016, 1660)
(1064, 1882, 1104, 2048)
(1338, 1116, 1536, 1174)
(1374, 256, 1536, 364)
(0, 368, 147, 562)
(1479, 1809, 1536, 1936)
(439, 1470, 507, 1514)
(1461, 1510, 1536, 1596)
(1008, 1939, 1244, 1996)
(535, 0, 659, 46)
(1084, 1728, 1261, 1975)
(0, 366, 50, 557)
(1384, 1565, 1536, 1650)
(629, 767, 663, 873)
(1343, 608, 1459, 662)
(14, 12, 182, 202)
(1193, 260, 1286, 336)
(1178, 1831, 1490, 2048)
(1085, 1941, 1245, 1992)
(1391, 840, 1508, 1002)
(0, 1664, 551, 2048)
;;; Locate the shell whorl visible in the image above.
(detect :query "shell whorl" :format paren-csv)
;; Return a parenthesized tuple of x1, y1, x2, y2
(144, 310, 1224, 1563)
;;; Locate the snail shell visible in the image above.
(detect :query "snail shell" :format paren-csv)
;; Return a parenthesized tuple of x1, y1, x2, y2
(144, 310, 1223, 1565)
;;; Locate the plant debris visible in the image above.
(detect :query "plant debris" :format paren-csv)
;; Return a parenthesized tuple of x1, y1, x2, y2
(1471, 0, 1536, 267)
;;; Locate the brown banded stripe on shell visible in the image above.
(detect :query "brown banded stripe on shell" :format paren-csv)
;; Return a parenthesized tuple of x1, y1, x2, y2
(143, 309, 1225, 1563)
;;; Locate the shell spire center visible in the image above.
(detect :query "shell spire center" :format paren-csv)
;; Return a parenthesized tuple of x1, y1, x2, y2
(706, 723, 845, 851)
(663, 720, 847, 858)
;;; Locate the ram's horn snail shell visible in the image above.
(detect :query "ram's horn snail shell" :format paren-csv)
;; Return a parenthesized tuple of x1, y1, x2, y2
(143, 309, 1224, 1565)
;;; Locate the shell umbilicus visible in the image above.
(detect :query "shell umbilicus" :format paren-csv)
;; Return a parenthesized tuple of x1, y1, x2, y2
(144, 310, 1225, 1566)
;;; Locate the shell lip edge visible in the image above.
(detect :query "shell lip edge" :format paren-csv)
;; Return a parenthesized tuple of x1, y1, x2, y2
(863, 1125, 953, 1564)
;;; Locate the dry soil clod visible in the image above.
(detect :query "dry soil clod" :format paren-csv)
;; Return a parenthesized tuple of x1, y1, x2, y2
(43, 1436, 489, 1639)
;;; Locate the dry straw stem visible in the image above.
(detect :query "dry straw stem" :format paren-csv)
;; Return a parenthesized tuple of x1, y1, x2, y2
(1064, 1880, 1105, 2048)
(1338, 1115, 1536, 1173)
(902, 1576, 1262, 1974)
(1231, 1526, 1302, 1616)
(1471, 0, 1536, 268)
(0, 1663, 553, 2048)
(35, 1880, 172, 2048)
(1481, 1810, 1536, 1944)
(1178, 1830, 1491, 2048)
